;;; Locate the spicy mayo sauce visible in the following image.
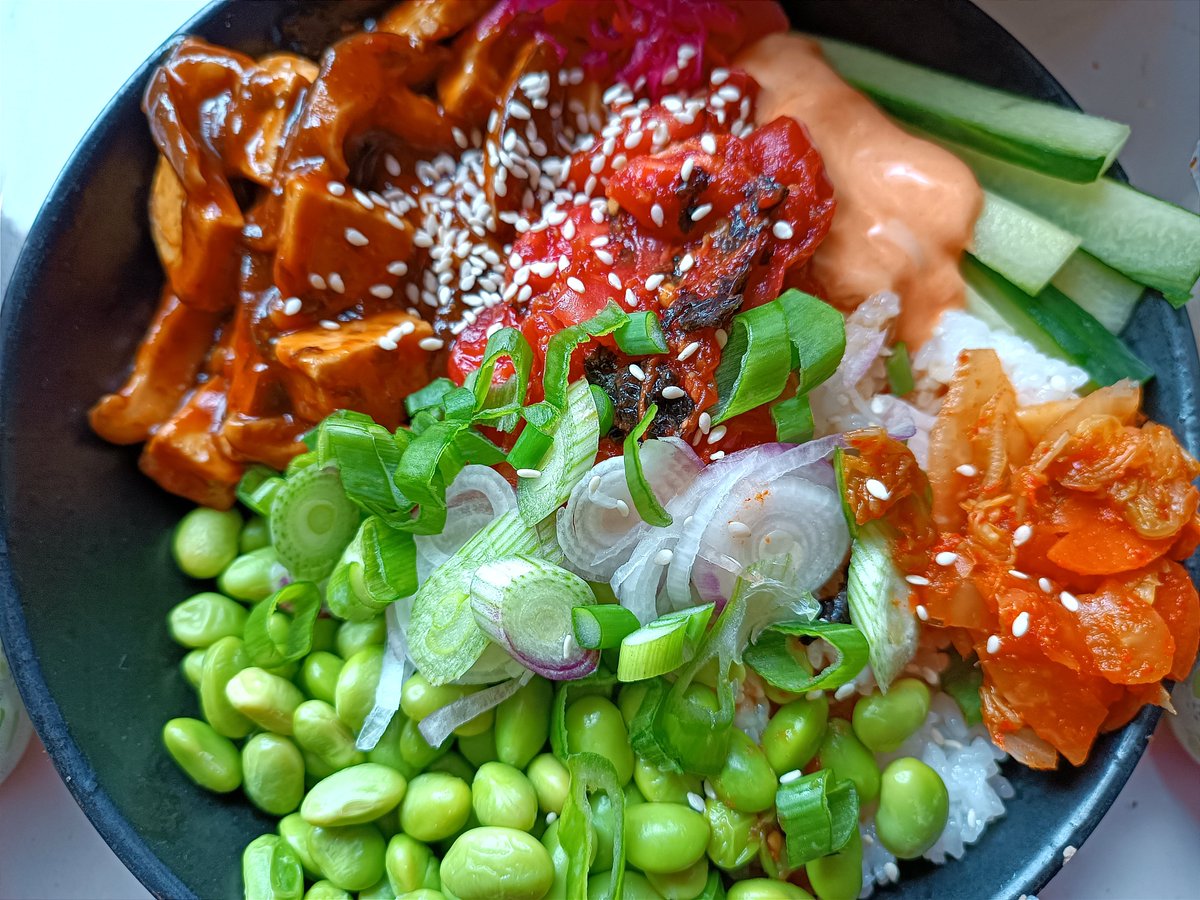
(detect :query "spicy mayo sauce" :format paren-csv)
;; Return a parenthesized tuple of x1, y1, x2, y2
(736, 34, 982, 346)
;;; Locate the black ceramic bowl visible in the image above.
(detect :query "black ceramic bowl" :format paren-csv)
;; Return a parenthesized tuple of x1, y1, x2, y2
(2, 1, 1197, 898)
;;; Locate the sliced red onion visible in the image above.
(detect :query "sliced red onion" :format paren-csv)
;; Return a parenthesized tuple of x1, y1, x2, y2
(356, 599, 414, 751)
(415, 465, 516, 573)
(612, 531, 678, 624)
(418, 671, 533, 749)
(557, 437, 702, 581)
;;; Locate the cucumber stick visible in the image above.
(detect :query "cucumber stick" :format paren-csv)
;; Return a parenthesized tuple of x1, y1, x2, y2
(963, 255, 1153, 386)
(1050, 251, 1144, 334)
(971, 191, 1080, 295)
(943, 137, 1200, 304)
(817, 37, 1129, 182)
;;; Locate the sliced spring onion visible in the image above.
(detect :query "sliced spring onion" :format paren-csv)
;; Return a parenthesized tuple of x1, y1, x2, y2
(285, 451, 318, 476)
(941, 650, 984, 727)
(550, 673, 619, 760)
(625, 677, 678, 771)
(614, 310, 668, 355)
(236, 465, 284, 516)
(623, 405, 672, 527)
(777, 289, 847, 393)
(846, 521, 917, 690)
(743, 622, 869, 694)
(315, 413, 413, 525)
(243, 582, 322, 669)
(470, 327, 533, 420)
(471, 555, 600, 681)
(507, 421, 555, 471)
(573, 606, 641, 650)
(326, 517, 418, 622)
(269, 465, 361, 581)
(885, 342, 915, 396)
(540, 302, 629, 415)
(414, 465, 516, 574)
(404, 377, 456, 417)
(451, 427, 508, 465)
(418, 671, 532, 749)
(590, 385, 615, 434)
(775, 768, 860, 868)
(560, 752, 626, 900)
(617, 604, 714, 682)
(518, 379, 600, 526)
(711, 300, 792, 424)
(771, 394, 814, 444)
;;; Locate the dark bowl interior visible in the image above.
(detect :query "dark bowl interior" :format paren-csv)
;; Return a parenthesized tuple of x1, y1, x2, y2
(2, 1, 1197, 898)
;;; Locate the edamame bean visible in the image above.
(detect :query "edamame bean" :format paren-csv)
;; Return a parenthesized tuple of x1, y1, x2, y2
(401, 674, 492, 737)
(440, 827, 553, 900)
(279, 813, 324, 880)
(852, 678, 931, 753)
(243, 834, 304, 900)
(181, 648, 206, 689)
(226, 667, 305, 734)
(472, 762, 538, 830)
(762, 694, 829, 776)
(336, 618, 386, 661)
(302, 881, 351, 899)
(565, 696, 634, 784)
(806, 825, 863, 900)
(495, 677, 552, 769)
(589, 790, 617, 873)
(385, 834, 440, 894)
(162, 717, 241, 793)
(526, 753, 570, 815)
(625, 803, 710, 874)
(261, 611, 301, 681)
(374, 808, 401, 840)
(541, 820, 571, 899)
(457, 729, 497, 768)
(335, 646, 384, 736)
(617, 682, 649, 726)
(428, 751, 475, 783)
(587, 870, 664, 900)
(403, 891, 446, 900)
(173, 507, 241, 579)
(300, 652, 345, 706)
(633, 757, 702, 805)
(218, 547, 283, 602)
(243, 733, 305, 815)
(304, 748, 338, 782)
(358, 875, 397, 899)
(167, 592, 247, 648)
(727, 879, 812, 900)
(239, 516, 271, 553)
(200, 636, 253, 738)
(308, 824, 386, 892)
(705, 800, 760, 870)
(712, 730, 777, 813)
(302, 763, 408, 826)
(311, 618, 339, 654)
(646, 858, 709, 900)
(400, 773, 472, 842)
(875, 757, 949, 859)
(294, 700, 365, 771)
(816, 719, 880, 805)
(398, 716, 447, 771)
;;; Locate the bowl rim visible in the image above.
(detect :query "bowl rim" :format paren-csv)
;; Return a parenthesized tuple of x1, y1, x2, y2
(0, 1, 1180, 898)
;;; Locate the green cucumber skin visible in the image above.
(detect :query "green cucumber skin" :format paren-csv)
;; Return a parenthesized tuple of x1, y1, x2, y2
(971, 191, 1080, 295)
(818, 38, 1129, 183)
(1050, 251, 1144, 335)
(963, 255, 1154, 387)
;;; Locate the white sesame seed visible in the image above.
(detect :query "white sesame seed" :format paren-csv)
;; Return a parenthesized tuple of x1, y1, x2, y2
(368, 284, 393, 299)
(1013, 524, 1033, 546)
(353, 188, 374, 209)
(906, 575, 930, 586)
(884, 862, 900, 884)
(727, 520, 751, 538)
(377, 336, 397, 351)
(678, 341, 701, 362)
(591, 205, 605, 224)
(717, 86, 741, 103)
(1008, 569, 1029, 580)
(607, 272, 623, 290)
(678, 253, 695, 273)
(935, 551, 958, 567)
(616, 499, 630, 517)
(707, 425, 727, 445)
(567, 276, 586, 293)
(650, 203, 664, 227)
(319, 319, 340, 330)
(282, 297, 302, 316)
(327, 181, 346, 196)
(654, 548, 674, 566)
(834, 682, 857, 701)
(715, 328, 728, 348)
(916, 604, 929, 621)
(956, 464, 978, 477)
(645, 273, 665, 291)
(780, 769, 803, 785)
(516, 468, 542, 479)
(629, 364, 646, 382)
(397, 321, 415, 337)
(384, 154, 401, 177)
(772, 221, 795, 240)
(418, 337, 444, 351)
(1063, 846, 1076, 862)
(624, 289, 638, 308)
(986, 634, 1001, 654)
(711, 68, 730, 85)
(1038, 577, 1053, 594)
(698, 411, 712, 433)
(710, 451, 725, 460)
(1012, 611, 1031, 638)
(414, 232, 434, 248)
(328, 273, 345, 294)
(1060, 591, 1080, 612)
(545, 811, 558, 825)
(700, 133, 717, 154)
(662, 386, 686, 400)
(691, 203, 713, 222)
(686, 792, 706, 814)
(680, 157, 695, 182)
(308, 273, 327, 291)
(865, 478, 891, 501)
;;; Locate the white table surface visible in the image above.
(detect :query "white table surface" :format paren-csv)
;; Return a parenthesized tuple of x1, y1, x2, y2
(1, 1, 1198, 898)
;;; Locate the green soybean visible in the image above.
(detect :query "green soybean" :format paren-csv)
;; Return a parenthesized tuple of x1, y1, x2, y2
(401, 674, 491, 737)
(633, 757, 702, 805)
(816, 719, 881, 805)
(676, 685, 728, 769)
(807, 825, 863, 900)
(308, 824, 386, 892)
(336, 618, 387, 661)
(335, 646, 384, 736)
(852, 678, 932, 753)
(457, 729, 498, 768)
(374, 808, 401, 840)
(294, 699, 365, 771)
(226, 667, 305, 734)
(494, 677, 553, 769)
(162, 717, 241, 793)
(301, 763, 407, 827)
(428, 751, 476, 783)
(365, 715, 418, 778)
(218, 546, 282, 602)
(167, 592, 247, 648)
(358, 875, 397, 899)
(762, 694, 829, 776)
(181, 648, 206, 689)
(304, 747, 338, 782)
(541, 820, 572, 899)
(385, 834, 440, 894)
(588, 790, 618, 873)
(397, 716, 447, 770)
(625, 803, 710, 874)
(311, 618, 340, 654)
(587, 870, 664, 900)
(705, 800, 761, 870)
(303, 881, 351, 899)
(243, 834, 304, 900)
(564, 696, 634, 785)
(260, 611, 301, 681)
(400, 773, 472, 842)
(439, 827, 554, 900)
(243, 733, 305, 815)
(712, 730, 777, 813)
(526, 753, 570, 815)
(727, 879, 812, 900)
(173, 507, 241, 579)
(875, 757, 949, 859)
(472, 762, 538, 831)
(403, 892, 447, 900)
(239, 515, 271, 553)
(200, 636, 253, 738)
(646, 858, 710, 900)
(279, 813, 324, 880)
(300, 652, 344, 705)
